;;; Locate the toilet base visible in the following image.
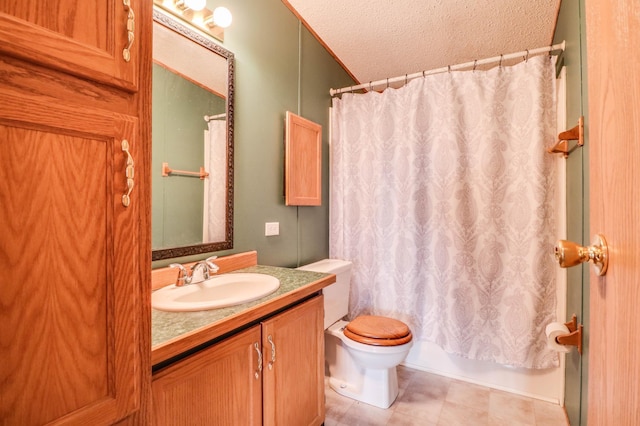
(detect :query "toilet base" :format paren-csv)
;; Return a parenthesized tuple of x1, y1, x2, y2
(327, 367, 399, 409)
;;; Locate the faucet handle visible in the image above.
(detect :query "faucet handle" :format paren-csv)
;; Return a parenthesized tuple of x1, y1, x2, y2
(205, 256, 220, 274)
(169, 263, 190, 286)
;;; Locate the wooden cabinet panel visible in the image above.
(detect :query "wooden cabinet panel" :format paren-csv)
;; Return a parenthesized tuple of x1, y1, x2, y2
(0, 0, 150, 424)
(586, 0, 640, 424)
(262, 296, 325, 426)
(151, 296, 325, 426)
(0, 109, 140, 424)
(152, 325, 263, 426)
(285, 111, 322, 206)
(0, 0, 138, 91)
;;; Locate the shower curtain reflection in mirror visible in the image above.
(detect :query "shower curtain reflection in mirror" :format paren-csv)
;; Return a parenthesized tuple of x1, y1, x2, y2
(203, 118, 227, 242)
(330, 55, 562, 369)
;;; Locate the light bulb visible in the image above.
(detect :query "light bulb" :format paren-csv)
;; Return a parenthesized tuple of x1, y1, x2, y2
(213, 6, 232, 28)
(184, 0, 206, 11)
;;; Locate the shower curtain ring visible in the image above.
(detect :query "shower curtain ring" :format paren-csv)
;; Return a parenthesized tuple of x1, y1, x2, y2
(422, 70, 426, 78)
(525, 49, 530, 63)
(447, 65, 451, 73)
(473, 60, 477, 72)
(386, 78, 389, 89)
(405, 74, 408, 85)
(499, 54, 503, 68)
(369, 81, 373, 91)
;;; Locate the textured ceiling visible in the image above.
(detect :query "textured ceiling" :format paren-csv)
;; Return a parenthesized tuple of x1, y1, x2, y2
(283, 0, 561, 87)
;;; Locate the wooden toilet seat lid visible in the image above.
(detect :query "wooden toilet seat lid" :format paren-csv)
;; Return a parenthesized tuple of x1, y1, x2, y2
(344, 315, 413, 346)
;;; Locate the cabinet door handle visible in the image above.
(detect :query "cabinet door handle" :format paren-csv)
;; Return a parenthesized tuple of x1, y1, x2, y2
(122, 0, 135, 62)
(121, 140, 134, 207)
(253, 343, 262, 379)
(267, 335, 276, 370)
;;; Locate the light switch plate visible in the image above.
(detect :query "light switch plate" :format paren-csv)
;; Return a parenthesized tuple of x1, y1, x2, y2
(265, 222, 280, 236)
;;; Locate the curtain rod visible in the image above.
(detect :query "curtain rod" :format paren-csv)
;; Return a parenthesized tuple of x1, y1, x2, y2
(330, 41, 566, 96)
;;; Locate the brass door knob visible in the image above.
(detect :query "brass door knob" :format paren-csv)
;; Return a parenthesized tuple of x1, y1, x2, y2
(554, 234, 608, 276)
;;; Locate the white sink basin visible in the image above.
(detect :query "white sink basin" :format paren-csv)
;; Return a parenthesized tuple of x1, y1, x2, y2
(152, 273, 280, 312)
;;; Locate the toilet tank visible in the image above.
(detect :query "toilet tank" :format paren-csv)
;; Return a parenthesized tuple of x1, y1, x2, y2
(297, 259, 352, 329)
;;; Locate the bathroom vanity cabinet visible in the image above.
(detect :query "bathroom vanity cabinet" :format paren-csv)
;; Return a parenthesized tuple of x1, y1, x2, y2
(152, 325, 263, 424)
(152, 295, 325, 425)
(0, 2, 152, 424)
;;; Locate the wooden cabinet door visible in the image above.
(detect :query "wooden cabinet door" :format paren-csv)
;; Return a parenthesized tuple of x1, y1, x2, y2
(0, 97, 140, 424)
(586, 0, 640, 423)
(0, 0, 138, 91)
(262, 295, 325, 426)
(285, 111, 322, 206)
(152, 325, 263, 426)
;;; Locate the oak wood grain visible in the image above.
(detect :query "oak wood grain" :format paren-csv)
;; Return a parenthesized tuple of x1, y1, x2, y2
(586, 0, 640, 423)
(285, 111, 322, 206)
(262, 295, 325, 426)
(0, 115, 140, 424)
(0, 126, 109, 424)
(0, 1, 151, 422)
(152, 325, 263, 425)
(344, 315, 413, 346)
(0, 1, 137, 91)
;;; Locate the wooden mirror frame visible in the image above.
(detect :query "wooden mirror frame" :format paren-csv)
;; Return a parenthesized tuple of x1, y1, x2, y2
(152, 9, 234, 261)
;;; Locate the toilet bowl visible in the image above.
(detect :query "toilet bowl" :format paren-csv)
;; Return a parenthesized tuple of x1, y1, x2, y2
(297, 259, 413, 409)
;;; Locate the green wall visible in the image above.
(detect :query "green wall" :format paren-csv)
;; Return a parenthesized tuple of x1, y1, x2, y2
(152, 0, 354, 268)
(553, 0, 589, 424)
(152, 63, 226, 250)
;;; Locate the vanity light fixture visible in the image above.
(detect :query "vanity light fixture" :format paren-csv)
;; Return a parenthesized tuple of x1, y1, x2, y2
(211, 7, 232, 28)
(201, 7, 232, 31)
(181, 0, 206, 11)
(154, 0, 231, 42)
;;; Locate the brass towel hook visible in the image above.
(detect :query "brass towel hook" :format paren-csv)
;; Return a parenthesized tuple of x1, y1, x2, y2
(548, 116, 584, 158)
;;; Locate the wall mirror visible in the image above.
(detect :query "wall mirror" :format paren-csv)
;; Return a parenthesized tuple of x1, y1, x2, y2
(152, 7, 234, 261)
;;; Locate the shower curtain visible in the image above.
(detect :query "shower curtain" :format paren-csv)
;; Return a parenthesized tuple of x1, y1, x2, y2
(203, 119, 226, 242)
(330, 55, 559, 369)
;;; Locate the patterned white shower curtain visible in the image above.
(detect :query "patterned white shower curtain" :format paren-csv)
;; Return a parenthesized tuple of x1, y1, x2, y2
(330, 55, 559, 369)
(203, 119, 227, 242)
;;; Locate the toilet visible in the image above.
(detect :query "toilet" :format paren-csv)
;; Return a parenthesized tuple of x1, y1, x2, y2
(297, 259, 413, 409)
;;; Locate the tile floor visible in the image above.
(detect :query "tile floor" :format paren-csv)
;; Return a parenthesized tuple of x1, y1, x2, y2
(324, 366, 569, 426)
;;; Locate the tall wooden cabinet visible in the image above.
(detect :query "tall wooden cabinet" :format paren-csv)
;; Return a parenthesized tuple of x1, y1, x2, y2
(152, 295, 325, 426)
(0, 1, 151, 425)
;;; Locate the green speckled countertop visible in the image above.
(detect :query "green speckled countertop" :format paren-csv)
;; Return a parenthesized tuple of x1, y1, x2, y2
(151, 265, 330, 350)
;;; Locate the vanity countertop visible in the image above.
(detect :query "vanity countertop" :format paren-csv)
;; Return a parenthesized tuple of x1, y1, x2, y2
(151, 265, 334, 366)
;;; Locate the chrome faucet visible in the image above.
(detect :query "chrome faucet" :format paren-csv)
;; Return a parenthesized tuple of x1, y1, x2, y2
(169, 263, 190, 286)
(170, 256, 220, 286)
(192, 257, 220, 281)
